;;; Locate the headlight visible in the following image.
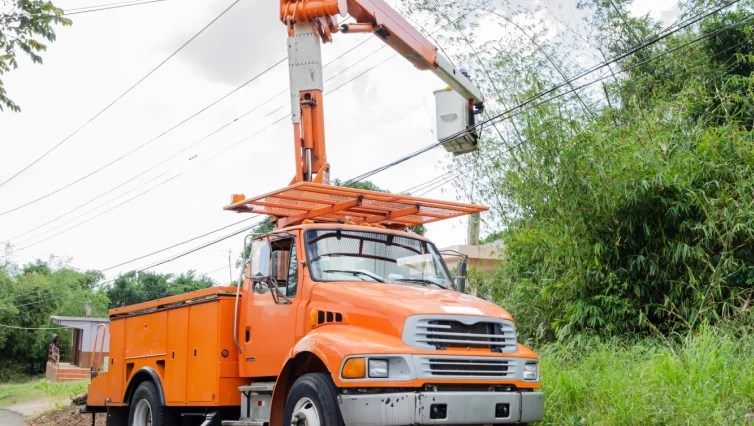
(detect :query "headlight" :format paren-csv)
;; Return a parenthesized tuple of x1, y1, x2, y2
(368, 359, 389, 378)
(523, 361, 539, 381)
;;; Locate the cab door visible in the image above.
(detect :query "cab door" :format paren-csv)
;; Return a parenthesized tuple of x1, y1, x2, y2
(241, 236, 302, 377)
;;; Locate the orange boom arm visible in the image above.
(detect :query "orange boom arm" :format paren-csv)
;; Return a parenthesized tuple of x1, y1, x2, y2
(280, 0, 484, 184)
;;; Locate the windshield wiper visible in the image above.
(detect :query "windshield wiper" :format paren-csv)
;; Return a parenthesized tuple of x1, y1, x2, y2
(323, 269, 385, 282)
(394, 278, 445, 288)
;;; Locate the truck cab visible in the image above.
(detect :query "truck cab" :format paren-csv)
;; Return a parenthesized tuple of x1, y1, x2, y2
(242, 222, 544, 425)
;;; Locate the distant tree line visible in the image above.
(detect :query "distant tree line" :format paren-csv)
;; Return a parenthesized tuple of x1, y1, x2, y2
(0, 259, 213, 381)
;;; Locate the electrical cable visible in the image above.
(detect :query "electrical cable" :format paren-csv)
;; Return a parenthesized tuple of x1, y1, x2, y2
(97, 218, 265, 286)
(15, 115, 290, 250)
(1, 2, 483, 224)
(64, 0, 164, 12)
(0, 0, 242, 191)
(6, 40, 395, 245)
(473, 10, 754, 137)
(99, 217, 258, 272)
(12, 2, 734, 278)
(0, 56, 285, 218)
(0, 288, 44, 304)
(0, 323, 66, 330)
(346, 0, 750, 187)
(63, 0, 165, 15)
(457, 0, 745, 142)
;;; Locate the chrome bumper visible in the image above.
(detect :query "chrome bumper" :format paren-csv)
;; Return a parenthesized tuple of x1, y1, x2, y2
(338, 391, 544, 425)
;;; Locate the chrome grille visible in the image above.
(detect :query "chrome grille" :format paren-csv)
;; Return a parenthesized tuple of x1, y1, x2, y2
(404, 315, 517, 353)
(416, 356, 516, 379)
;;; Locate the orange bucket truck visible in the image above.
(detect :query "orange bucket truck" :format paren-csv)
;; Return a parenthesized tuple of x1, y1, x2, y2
(84, 1, 544, 424)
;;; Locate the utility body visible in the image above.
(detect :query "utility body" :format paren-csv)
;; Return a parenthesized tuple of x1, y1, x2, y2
(85, 1, 544, 424)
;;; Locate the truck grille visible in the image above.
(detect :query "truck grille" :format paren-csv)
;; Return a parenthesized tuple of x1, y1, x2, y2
(403, 316, 517, 353)
(416, 356, 515, 379)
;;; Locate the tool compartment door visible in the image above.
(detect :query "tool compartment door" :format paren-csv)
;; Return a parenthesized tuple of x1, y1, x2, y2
(187, 302, 219, 403)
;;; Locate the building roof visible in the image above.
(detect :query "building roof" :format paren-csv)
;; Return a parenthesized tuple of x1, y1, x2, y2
(51, 316, 109, 328)
(441, 243, 504, 262)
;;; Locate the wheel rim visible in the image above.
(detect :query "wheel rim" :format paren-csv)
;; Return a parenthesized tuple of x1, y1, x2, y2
(133, 399, 153, 426)
(290, 397, 320, 426)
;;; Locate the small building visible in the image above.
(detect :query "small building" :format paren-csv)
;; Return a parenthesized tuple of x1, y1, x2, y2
(45, 316, 109, 382)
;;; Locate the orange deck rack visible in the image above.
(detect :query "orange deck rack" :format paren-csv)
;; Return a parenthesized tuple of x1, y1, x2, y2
(224, 182, 487, 229)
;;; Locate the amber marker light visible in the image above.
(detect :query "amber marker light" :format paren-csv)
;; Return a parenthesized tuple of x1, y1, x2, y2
(341, 358, 366, 379)
(231, 194, 246, 203)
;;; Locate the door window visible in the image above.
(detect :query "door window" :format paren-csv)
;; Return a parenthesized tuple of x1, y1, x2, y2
(271, 238, 298, 297)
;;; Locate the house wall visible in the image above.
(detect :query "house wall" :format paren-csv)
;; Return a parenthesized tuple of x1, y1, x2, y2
(55, 320, 110, 353)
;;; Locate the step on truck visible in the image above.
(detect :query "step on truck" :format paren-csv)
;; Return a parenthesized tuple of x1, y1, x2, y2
(84, 1, 544, 424)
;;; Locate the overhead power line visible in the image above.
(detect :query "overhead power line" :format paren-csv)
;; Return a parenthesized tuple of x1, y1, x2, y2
(100, 216, 258, 272)
(0, 56, 285, 218)
(13, 114, 290, 250)
(1, 4, 483, 227)
(98, 218, 264, 286)
(64, 0, 163, 12)
(0, 0, 242, 191)
(461, 0, 744, 141)
(347, 0, 747, 186)
(5, 38, 385, 246)
(0, 323, 66, 330)
(13, 47, 407, 248)
(63, 0, 166, 15)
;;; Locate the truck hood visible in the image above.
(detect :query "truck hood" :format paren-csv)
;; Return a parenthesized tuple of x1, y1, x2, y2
(308, 281, 513, 339)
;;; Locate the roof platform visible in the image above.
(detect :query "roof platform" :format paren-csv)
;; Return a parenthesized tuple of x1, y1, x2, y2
(224, 182, 487, 229)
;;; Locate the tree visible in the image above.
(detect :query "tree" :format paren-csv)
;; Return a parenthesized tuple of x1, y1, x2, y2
(0, 0, 71, 112)
(396, 0, 754, 342)
(106, 270, 214, 308)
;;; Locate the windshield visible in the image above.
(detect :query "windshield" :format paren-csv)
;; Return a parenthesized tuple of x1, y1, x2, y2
(304, 229, 451, 288)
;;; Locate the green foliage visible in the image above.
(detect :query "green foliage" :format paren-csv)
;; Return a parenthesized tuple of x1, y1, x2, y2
(0, 260, 109, 376)
(105, 270, 214, 308)
(0, 0, 71, 112)
(541, 326, 754, 425)
(445, 3, 754, 344)
(0, 379, 87, 406)
(0, 259, 211, 380)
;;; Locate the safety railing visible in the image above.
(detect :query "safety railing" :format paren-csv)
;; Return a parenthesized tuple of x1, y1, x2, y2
(90, 323, 108, 376)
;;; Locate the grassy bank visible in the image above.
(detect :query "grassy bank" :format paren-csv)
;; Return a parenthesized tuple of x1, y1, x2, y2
(0, 380, 88, 408)
(540, 326, 754, 425)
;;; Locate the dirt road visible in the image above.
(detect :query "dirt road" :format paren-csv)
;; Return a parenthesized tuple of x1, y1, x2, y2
(0, 408, 25, 426)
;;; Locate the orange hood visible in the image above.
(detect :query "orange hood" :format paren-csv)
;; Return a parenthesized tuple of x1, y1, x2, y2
(308, 281, 514, 342)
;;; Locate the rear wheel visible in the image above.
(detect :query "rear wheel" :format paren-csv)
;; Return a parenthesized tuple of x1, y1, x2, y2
(284, 373, 343, 426)
(128, 381, 171, 426)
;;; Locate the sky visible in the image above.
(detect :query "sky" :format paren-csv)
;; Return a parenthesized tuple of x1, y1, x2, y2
(0, 0, 680, 284)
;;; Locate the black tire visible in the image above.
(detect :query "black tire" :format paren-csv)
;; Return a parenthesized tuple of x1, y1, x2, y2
(283, 373, 344, 426)
(127, 381, 173, 426)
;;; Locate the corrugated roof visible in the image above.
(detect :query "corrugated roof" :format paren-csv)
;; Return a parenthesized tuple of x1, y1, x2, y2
(51, 315, 109, 324)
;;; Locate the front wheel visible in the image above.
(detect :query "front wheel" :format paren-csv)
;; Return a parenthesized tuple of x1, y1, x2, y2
(283, 373, 344, 426)
(128, 381, 171, 426)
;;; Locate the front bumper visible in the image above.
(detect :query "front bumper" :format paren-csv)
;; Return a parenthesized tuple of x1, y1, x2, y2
(338, 390, 544, 425)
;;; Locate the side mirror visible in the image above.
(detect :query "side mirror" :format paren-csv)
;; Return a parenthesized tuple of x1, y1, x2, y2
(250, 240, 272, 281)
(253, 282, 270, 294)
(454, 257, 468, 294)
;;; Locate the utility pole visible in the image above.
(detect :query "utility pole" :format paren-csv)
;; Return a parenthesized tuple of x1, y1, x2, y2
(467, 213, 480, 245)
(228, 249, 233, 285)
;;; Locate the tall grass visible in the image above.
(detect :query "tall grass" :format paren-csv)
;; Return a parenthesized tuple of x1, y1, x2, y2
(540, 326, 754, 425)
(0, 380, 88, 408)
